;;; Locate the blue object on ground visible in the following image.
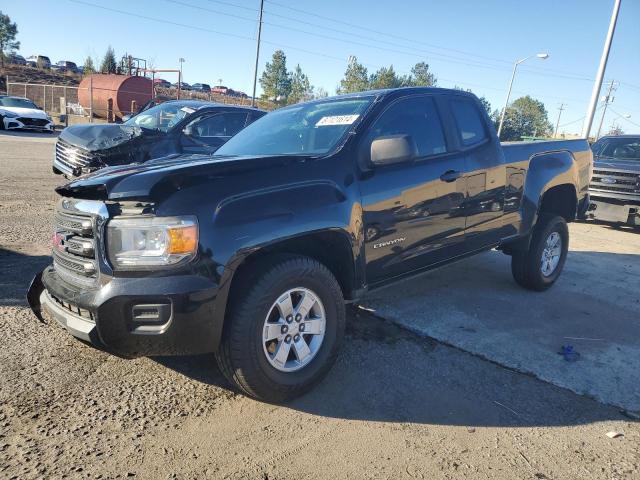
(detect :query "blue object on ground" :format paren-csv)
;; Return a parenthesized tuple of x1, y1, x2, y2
(558, 345, 580, 362)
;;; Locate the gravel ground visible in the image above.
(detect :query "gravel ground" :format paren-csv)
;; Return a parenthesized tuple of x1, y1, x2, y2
(1, 131, 638, 479)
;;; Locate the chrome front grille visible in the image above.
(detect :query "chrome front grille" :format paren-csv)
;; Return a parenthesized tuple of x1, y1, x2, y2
(52, 198, 106, 287)
(590, 169, 640, 195)
(54, 139, 96, 175)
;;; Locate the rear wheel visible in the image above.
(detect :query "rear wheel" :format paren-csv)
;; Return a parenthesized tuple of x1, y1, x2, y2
(215, 255, 345, 402)
(511, 215, 569, 291)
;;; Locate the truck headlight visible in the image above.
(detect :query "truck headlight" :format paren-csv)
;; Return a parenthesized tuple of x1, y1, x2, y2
(106, 216, 198, 269)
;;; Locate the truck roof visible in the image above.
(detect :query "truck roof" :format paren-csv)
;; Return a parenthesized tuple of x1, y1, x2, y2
(307, 86, 477, 104)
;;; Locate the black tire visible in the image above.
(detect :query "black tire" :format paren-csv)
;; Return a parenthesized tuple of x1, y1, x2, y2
(215, 255, 345, 403)
(511, 214, 569, 291)
(0, 115, 5, 130)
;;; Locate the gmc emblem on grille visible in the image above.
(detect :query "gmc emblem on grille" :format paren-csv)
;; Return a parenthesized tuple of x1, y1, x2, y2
(600, 177, 617, 184)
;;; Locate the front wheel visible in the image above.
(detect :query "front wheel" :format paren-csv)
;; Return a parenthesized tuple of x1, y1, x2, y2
(511, 215, 569, 291)
(215, 255, 345, 402)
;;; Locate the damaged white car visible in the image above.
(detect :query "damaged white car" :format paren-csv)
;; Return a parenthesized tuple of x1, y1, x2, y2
(0, 96, 54, 132)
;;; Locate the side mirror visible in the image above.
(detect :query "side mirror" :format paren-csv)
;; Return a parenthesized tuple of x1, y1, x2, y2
(370, 134, 417, 166)
(183, 125, 194, 137)
(121, 114, 132, 122)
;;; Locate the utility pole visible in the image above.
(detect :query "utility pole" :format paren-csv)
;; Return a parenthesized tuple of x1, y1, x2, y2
(554, 103, 565, 138)
(251, 0, 264, 108)
(581, 0, 622, 139)
(595, 80, 617, 140)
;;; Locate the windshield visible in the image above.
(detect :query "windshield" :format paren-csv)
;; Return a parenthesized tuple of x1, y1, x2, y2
(0, 97, 38, 109)
(124, 102, 196, 132)
(592, 137, 640, 162)
(215, 97, 373, 157)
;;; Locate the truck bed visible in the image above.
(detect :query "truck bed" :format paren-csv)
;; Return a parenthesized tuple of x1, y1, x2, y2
(501, 139, 592, 167)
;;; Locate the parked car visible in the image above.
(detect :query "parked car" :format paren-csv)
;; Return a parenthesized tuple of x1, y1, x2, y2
(52, 100, 266, 177)
(26, 55, 51, 69)
(172, 82, 191, 91)
(8, 54, 26, 65)
(586, 135, 640, 227)
(0, 95, 54, 132)
(212, 85, 229, 95)
(52, 60, 79, 73)
(153, 78, 172, 88)
(191, 83, 211, 93)
(28, 88, 592, 402)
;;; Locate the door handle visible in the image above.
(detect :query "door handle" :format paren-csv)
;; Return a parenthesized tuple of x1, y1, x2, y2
(440, 170, 462, 183)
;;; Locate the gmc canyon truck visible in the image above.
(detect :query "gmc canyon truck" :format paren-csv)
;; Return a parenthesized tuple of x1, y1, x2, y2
(587, 135, 640, 227)
(28, 88, 592, 402)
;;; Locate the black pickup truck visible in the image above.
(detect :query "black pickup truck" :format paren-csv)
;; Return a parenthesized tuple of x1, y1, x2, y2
(28, 88, 592, 402)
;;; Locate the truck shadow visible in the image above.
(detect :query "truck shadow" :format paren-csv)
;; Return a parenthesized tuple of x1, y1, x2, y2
(0, 248, 51, 307)
(154, 298, 634, 428)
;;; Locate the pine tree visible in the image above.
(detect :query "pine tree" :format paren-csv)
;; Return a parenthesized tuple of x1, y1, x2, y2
(83, 56, 95, 76)
(100, 46, 117, 74)
(0, 11, 20, 68)
(409, 62, 436, 87)
(337, 57, 369, 94)
(259, 50, 292, 105)
(288, 64, 313, 104)
(369, 65, 402, 89)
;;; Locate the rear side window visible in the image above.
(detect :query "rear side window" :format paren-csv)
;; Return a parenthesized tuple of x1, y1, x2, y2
(450, 98, 488, 147)
(190, 112, 248, 138)
(368, 96, 447, 158)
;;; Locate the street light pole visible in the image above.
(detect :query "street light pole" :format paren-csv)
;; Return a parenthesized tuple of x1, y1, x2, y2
(581, 0, 622, 139)
(251, 0, 264, 108)
(178, 58, 185, 100)
(554, 103, 565, 138)
(497, 53, 549, 139)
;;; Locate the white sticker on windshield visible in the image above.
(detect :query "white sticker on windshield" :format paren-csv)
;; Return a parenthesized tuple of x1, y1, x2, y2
(180, 107, 196, 114)
(315, 114, 359, 127)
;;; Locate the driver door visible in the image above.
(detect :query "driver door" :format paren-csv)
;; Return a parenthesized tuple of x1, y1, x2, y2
(180, 112, 249, 154)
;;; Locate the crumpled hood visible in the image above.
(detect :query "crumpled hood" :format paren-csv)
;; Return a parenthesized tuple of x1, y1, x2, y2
(0, 106, 50, 119)
(55, 154, 302, 201)
(594, 156, 640, 173)
(59, 123, 144, 151)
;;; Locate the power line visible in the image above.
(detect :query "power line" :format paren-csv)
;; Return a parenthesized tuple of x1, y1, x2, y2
(609, 107, 640, 128)
(173, 0, 604, 84)
(171, 0, 518, 73)
(264, 0, 600, 83)
(66, 0, 593, 114)
(264, 0, 516, 66)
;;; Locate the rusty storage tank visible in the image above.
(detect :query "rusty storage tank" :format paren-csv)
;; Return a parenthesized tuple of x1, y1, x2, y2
(78, 74, 153, 120)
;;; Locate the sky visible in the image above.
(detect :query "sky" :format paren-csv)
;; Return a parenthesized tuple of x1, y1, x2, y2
(4, 0, 640, 136)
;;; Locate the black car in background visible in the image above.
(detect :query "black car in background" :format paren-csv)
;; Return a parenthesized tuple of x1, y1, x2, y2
(588, 135, 640, 227)
(52, 60, 79, 73)
(191, 83, 211, 93)
(8, 54, 26, 65)
(53, 100, 266, 177)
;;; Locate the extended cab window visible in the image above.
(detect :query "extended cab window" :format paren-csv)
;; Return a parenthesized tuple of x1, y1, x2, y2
(368, 96, 446, 158)
(190, 112, 248, 138)
(450, 98, 487, 147)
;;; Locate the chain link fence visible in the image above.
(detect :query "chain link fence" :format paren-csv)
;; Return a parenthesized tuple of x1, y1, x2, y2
(5, 77, 275, 128)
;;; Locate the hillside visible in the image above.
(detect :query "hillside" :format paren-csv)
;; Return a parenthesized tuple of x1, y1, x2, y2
(1, 64, 81, 93)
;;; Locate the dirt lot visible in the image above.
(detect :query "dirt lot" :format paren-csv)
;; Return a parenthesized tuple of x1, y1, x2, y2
(0, 131, 638, 479)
